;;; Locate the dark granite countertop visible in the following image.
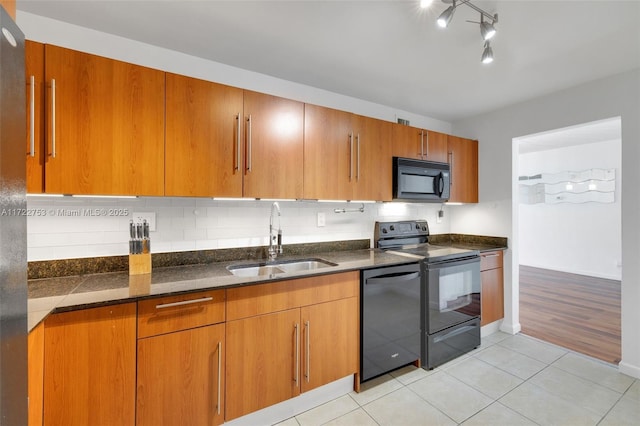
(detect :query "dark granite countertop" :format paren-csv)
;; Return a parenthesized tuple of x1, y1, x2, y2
(27, 249, 418, 332)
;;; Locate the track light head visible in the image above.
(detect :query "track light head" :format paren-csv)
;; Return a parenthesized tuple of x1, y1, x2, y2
(481, 41, 494, 64)
(480, 15, 496, 40)
(437, 5, 455, 28)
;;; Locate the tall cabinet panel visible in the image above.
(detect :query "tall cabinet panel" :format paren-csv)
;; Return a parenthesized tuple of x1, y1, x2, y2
(352, 114, 392, 201)
(447, 135, 479, 203)
(25, 40, 45, 193)
(303, 104, 353, 200)
(44, 45, 165, 196)
(165, 73, 244, 197)
(243, 91, 304, 199)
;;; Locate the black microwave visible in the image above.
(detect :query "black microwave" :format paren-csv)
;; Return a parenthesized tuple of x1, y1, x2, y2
(392, 157, 450, 202)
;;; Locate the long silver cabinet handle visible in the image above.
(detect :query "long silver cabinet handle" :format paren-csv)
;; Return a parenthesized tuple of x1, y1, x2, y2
(51, 78, 56, 158)
(356, 133, 361, 182)
(246, 114, 252, 172)
(216, 341, 222, 415)
(419, 130, 424, 159)
(29, 76, 35, 157)
(294, 323, 300, 385)
(155, 296, 213, 309)
(305, 320, 310, 382)
(348, 132, 353, 182)
(425, 131, 429, 158)
(448, 151, 453, 185)
(235, 113, 241, 171)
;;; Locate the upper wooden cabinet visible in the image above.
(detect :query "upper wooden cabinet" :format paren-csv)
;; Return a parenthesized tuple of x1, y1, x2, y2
(43, 304, 137, 426)
(165, 73, 244, 197)
(304, 104, 392, 201)
(1, 0, 15, 19)
(243, 91, 304, 199)
(447, 135, 478, 203)
(392, 124, 448, 163)
(43, 45, 165, 196)
(26, 40, 45, 193)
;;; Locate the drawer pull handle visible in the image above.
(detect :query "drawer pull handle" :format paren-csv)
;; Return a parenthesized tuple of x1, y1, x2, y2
(155, 296, 213, 309)
(481, 253, 500, 258)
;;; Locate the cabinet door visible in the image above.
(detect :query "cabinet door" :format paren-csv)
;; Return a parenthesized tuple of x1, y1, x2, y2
(44, 45, 165, 196)
(243, 91, 304, 199)
(481, 267, 504, 326)
(447, 135, 478, 203)
(28, 322, 44, 426)
(301, 297, 359, 392)
(43, 304, 136, 426)
(165, 74, 243, 197)
(425, 130, 449, 163)
(392, 124, 423, 160)
(303, 104, 353, 200)
(137, 323, 225, 426)
(225, 309, 301, 420)
(26, 40, 45, 193)
(353, 115, 392, 201)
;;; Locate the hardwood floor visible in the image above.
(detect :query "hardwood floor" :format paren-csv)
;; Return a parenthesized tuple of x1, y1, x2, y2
(519, 265, 621, 364)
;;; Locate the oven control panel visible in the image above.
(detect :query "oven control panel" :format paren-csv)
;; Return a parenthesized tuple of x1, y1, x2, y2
(374, 220, 429, 243)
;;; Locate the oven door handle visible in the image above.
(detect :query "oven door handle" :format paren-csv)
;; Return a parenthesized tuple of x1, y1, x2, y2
(433, 325, 477, 343)
(366, 272, 420, 286)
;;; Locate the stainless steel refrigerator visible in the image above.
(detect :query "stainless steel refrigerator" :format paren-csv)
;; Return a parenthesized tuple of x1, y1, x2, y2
(0, 5, 27, 424)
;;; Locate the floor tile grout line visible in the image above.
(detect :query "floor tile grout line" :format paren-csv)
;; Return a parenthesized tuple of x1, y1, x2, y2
(400, 373, 461, 426)
(549, 352, 635, 394)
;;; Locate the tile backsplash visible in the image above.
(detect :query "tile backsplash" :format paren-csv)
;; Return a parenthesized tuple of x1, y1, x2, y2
(26, 196, 449, 261)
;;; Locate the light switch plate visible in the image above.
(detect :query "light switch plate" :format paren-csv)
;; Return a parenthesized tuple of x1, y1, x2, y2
(132, 212, 156, 231)
(317, 212, 326, 227)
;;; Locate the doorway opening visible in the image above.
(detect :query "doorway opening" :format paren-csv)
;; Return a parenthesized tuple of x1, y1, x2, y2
(514, 117, 622, 364)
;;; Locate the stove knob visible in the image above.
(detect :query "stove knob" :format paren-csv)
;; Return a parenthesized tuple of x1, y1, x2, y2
(422, 225, 427, 231)
(415, 223, 420, 229)
(390, 225, 395, 231)
(382, 228, 388, 234)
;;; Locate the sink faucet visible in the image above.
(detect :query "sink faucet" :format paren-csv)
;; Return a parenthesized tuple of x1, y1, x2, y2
(268, 202, 283, 261)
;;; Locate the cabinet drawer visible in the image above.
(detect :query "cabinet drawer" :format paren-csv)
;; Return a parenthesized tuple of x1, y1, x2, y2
(480, 250, 503, 271)
(226, 271, 359, 321)
(138, 290, 225, 338)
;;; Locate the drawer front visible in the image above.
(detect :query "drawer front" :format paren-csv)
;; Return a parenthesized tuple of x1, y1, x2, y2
(138, 290, 225, 338)
(226, 271, 359, 321)
(480, 250, 503, 271)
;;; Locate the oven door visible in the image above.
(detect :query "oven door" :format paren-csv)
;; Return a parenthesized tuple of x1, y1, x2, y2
(424, 255, 481, 335)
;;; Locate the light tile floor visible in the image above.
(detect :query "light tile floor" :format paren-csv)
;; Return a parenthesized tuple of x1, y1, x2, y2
(277, 332, 639, 426)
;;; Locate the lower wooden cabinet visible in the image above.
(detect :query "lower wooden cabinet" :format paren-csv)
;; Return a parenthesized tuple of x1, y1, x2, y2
(137, 323, 225, 426)
(43, 304, 137, 426)
(28, 322, 44, 426)
(480, 251, 504, 326)
(225, 272, 360, 421)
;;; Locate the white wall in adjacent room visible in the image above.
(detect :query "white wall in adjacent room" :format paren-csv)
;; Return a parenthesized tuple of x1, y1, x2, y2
(451, 68, 640, 378)
(518, 139, 621, 280)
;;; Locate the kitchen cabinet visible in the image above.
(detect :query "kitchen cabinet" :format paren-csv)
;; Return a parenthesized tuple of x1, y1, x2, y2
(137, 290, 226, 426)
(304, 104, 392, 201)
(26, 40, 45, 193)
(165, 73, 244, 197)
(392, 124, 448, 163)
(1, 0, 15, 19)
(243, 90, 304, 199)
(225, 272, 359, 420)
(447, 135, 479, 203)
(28, 322, 44, 426)
(480, 250, 504, 326)
(43, 303, 136, 426)
(43, 45, 165, 196)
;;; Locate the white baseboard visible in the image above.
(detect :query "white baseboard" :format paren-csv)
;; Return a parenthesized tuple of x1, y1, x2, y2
(500, 321, 521, 335)
(481, 319, 502, 337)
(519, 263, 621, 281)
(619, 361, 640, 379)
(224, 375, 354, 425)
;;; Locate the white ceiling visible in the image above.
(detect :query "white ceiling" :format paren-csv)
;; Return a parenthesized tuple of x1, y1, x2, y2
(17, 0, 640, 122)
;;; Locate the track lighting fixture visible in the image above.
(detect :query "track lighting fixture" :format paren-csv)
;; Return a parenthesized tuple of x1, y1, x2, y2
(481, 41, 494, 64)
(431, 0, 500, 64)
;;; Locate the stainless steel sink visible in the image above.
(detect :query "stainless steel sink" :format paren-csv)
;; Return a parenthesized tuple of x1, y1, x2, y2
(227, 258, 337, 277)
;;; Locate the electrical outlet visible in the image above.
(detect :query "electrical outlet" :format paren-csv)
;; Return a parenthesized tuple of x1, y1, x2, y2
(436, 209, 444, 224)
(317, 212, 326, 227)
(132, 212, 156, 231)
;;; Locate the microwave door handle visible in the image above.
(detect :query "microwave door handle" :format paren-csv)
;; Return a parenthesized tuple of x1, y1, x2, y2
(437, 172, 445, 197)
